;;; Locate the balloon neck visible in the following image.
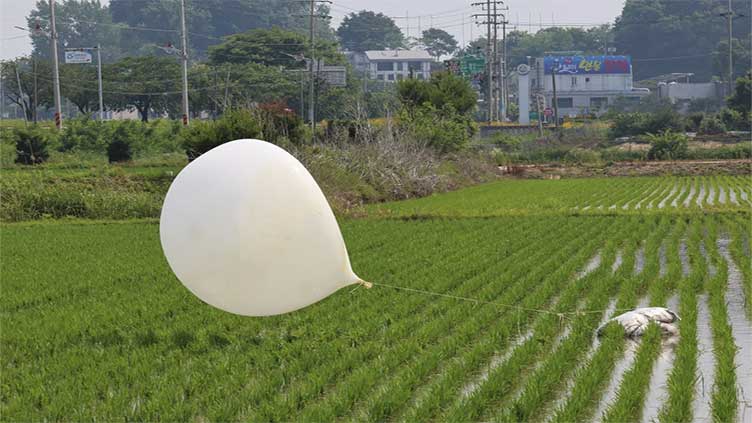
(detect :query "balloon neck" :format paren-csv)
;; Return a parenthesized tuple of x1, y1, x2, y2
(357, 279, 373, 289)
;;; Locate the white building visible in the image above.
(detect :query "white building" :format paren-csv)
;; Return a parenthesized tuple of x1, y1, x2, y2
(345, 50, 433, 82)
(529, 55, 650, 117)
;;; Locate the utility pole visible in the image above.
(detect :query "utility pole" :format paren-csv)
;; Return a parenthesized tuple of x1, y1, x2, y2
(49, 0, 63, 130)
(96, 44, 103, 120)
(309, 0, 316, 139)
(179, 0, 190, 126)
(304, 0, 331, 142)
(499, 8, 508, 122)
(551, 59, 559, 129)
(720, 0, 734, 95)
(472, 0, 505, 122)
(14, 63, 28, 126)
(32, 55, 38, 123)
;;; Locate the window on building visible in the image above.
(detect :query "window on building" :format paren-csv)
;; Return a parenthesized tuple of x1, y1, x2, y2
(589, 97, 608, 109)
(387, 74, 395, 81)
(401, 62, 408, 71)
(376, 74, 384, 80)
(557, 97, 573, 108)
(377, 62, 394, 71)
(571, 77, 577, 86)
(408, 62, 421, 72)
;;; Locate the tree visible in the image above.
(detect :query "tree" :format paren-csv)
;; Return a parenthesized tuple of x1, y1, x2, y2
(613, 0, 751, 81)
(0, 57, 53, 121)
(713, 38, 752, 84)
(106, 56, 180, 122)
(60, 62, 100, 114)
(421, 28, 458, 60)
(727, 72, 751, 117)
(336, 11, 404, 51)
(28, 0, 122, 62)
(109, 0, 334, 58)
(397, 71, 476, 116)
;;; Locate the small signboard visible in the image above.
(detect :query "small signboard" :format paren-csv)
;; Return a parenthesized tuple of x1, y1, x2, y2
(319, 65, 347, 87)
(64, 50, 92, 64)
(459, 55, 485, 77)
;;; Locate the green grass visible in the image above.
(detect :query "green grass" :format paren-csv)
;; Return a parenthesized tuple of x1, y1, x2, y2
(1, 175, 751, 421)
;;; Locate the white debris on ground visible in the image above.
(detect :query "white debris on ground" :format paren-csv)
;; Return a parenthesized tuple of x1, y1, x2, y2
(597, 307, 680, 337)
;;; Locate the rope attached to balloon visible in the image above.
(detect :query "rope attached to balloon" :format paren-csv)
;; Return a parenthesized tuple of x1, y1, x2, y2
(357, 280, 633, 320)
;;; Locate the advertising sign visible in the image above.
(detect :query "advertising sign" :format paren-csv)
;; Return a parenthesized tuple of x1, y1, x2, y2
(543, 55, 630, 75)
(64, 50, 93, 64)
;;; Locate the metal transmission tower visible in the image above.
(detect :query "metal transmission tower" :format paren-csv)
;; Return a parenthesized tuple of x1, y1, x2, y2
(472, 0, 505, 122)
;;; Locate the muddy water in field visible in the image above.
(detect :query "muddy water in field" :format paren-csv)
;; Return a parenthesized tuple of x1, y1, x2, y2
(693, 294, 716, 422)
(635, 246, 646, 275)
(578, 253, 602, 279)
(700, 241, 718, 278)
(683, 183, 696, 208)
(706, 185, 716, 206)
(640, 294, 681, 423)
(545, 299, 618, 422)
(718, 185, 726, 204)
(679, 239, 690, 277)
(659, 243, 668, 278)
(658, 184, 678, 209)
(636, 186, 662, 209)
(717, 238, 752, 422)
(647, 185, 671, 209)
(594, 339, 641, 422)
(612, 251, 623, 273)
(730, 187, 739, 205)
(671, 184, 687, 208)
(460, 329, 533, 398)
(740, 188, 750, 204)
(696, 184, 706, 208)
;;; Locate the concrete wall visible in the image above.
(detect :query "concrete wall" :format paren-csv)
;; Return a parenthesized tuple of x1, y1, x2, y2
(658, 82, 721, 102)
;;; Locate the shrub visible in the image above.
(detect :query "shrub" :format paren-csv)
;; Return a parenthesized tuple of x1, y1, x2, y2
(403, 104, 475, 153)
(608, 109, 684, 139)
(107, 125, 134, 163)
(686, 113, 705, 132)
(698, 115, 726, 135)
(180, 108, 262, 160)
(646, 130, 688, 160)
(14, 126, 51, 165)
(563, 148, 603, 165)
(59, 117, 110, 152)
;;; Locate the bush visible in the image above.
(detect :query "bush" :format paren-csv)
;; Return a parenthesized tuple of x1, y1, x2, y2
(107, 125, 134, 163)
(686, 113, 705, 132)
(608, 109, 684, 139)
(563, 148, 603, 165)
(58, 117, 110, 152)
(646, 130, 688, 160)
(14, 126, 51, 165)
(403, 104, 475, 153)
(180, 108, 262, 160)
(698, 115, 726, 135)
(718, 108, 750, 131)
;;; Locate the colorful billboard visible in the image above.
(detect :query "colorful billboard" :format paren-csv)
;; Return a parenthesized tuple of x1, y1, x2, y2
(543, 55, 631, 75)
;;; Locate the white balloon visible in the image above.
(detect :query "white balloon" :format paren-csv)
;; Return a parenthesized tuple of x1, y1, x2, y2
(160, 139, 365, 316)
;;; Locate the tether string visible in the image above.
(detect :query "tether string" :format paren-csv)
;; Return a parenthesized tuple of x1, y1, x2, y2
(358, 280, 633, 318)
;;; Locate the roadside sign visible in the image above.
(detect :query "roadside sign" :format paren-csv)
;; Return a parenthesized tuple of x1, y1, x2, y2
(64, 50, 92, 64)
(459, 55, 485, 77)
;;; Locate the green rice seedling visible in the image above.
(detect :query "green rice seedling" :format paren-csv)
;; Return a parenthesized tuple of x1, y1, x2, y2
(704, 217, 739, 422)
(601, 323, 663, 422)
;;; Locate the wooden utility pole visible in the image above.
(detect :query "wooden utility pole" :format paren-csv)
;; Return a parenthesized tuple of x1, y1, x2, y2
(551, 60, 559, 129)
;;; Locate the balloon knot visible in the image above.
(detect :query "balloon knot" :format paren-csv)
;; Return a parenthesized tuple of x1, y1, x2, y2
(358, 280, 373, 289)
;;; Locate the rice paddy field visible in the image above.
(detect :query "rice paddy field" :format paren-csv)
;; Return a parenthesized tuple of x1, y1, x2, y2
(2, 174, 751, 422)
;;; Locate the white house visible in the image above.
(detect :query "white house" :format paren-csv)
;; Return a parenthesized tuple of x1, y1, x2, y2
(529, 55, 650, 117)
(345, 50, 433, 82)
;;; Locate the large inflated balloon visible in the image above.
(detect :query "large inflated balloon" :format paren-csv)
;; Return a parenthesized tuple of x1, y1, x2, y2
(160, 139, 366, 316)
